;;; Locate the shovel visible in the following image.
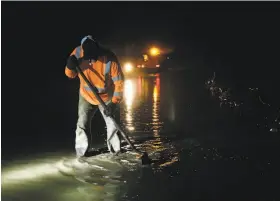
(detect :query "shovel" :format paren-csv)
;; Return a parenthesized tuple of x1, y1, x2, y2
(75, 65, 151, 165)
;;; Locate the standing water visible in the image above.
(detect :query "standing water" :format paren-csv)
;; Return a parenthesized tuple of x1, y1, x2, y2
(2, 70, 280, 201)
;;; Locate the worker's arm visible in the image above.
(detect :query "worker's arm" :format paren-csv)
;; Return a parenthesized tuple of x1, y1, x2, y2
(65, 47, 81, 78)
(110, 60, 124, 104)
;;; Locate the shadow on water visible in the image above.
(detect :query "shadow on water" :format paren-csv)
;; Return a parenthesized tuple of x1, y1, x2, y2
(2, 71, 280, 201)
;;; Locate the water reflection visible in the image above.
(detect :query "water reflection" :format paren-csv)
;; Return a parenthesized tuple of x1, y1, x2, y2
(124, 79, 136, 131)
(122, 74, 167, 154)
(122, 75, 164, 135)
(152, 76, 161, 133)
(150, 75, 165, 150)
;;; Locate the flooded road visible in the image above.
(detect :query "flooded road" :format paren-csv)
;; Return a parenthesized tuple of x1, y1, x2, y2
(2, 70, 280, 201)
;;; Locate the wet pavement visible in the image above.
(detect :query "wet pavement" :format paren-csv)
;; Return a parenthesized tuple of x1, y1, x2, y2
(2, 70, 280, 201)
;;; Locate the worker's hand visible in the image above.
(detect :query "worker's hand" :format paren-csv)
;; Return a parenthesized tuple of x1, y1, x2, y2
(104, 102, 118, 117)
(66, 55, 79, 71)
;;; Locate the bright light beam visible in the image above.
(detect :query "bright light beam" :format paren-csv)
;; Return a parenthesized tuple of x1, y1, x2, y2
(1, 155, 76, 186)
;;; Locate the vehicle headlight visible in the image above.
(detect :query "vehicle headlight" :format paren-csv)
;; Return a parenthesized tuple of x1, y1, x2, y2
(124, 63, 133, 72)
(150, 47, 160, 56)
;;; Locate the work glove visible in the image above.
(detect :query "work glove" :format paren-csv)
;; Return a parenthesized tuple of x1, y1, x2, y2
(66, 55, 79, 71)
(104, 102, 119, 117)
(82, 38, 99, 60)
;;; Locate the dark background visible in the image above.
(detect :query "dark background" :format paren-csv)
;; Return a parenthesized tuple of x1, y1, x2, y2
(2, 2, 280, 159)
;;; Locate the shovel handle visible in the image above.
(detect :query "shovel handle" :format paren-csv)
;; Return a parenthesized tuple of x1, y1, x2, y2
(76, 66, 108, 110)
(75, 65, 139, 153)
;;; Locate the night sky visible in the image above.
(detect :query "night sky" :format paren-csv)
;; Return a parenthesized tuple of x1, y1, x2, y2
(2, 2, 280, 158)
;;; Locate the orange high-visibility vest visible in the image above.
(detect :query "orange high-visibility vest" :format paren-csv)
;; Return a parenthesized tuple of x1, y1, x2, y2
(65, 46, 124, 105)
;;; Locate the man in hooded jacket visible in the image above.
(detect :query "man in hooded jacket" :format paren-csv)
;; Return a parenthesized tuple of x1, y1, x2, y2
(65, 35, 124, 160)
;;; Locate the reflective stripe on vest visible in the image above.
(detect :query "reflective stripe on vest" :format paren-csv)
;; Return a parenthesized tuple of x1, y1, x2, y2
(83, 60, 112, 94)
(104, 61, 112, 89)
(75, 46, 81, 58)
(84, 86, 106, 93)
